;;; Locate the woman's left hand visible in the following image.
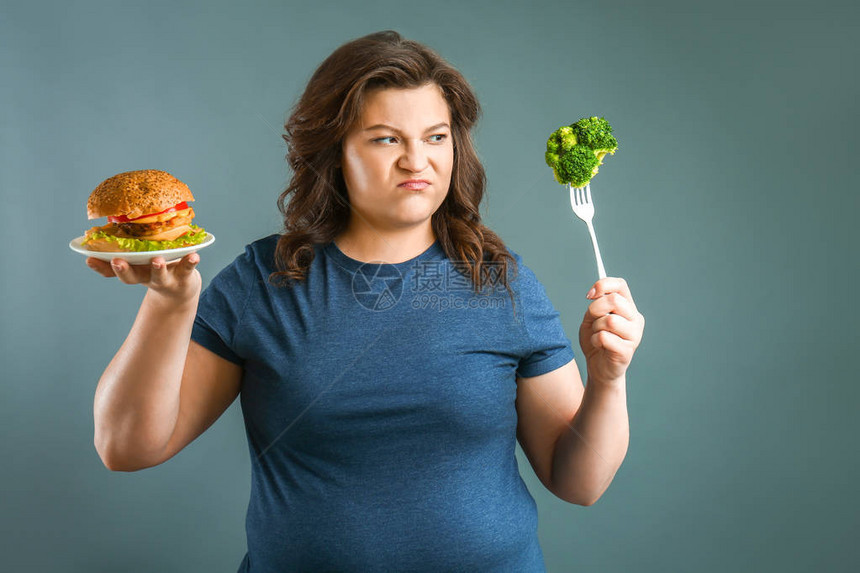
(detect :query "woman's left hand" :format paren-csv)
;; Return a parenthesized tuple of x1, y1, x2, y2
(579, 277, 645, 386)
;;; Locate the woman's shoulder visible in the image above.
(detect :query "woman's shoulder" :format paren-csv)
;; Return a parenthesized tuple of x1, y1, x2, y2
(242, 233, 329, 260)
(500, 244, 528, 278)
(211, 233, 282, 280)
(499, 244, 545, 294)
(225, 233, 330, 284)
(245, 233, 282, 261)
(503, 244, 524, 264)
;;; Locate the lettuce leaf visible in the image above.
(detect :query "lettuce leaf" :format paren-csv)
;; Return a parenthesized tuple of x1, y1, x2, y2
(83, 225, 208, 252)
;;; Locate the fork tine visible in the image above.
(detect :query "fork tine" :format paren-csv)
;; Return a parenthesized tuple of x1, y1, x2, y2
(585, 183, 591, 204)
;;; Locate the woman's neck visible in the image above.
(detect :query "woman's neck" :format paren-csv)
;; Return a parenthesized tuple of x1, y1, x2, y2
(333, 225, 436, 264)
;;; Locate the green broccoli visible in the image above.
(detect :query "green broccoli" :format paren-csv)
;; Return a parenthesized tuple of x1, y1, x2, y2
(545, 116, 618, 188)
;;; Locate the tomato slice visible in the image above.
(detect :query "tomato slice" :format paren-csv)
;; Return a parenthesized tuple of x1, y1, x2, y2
(108, 202, 189, 223)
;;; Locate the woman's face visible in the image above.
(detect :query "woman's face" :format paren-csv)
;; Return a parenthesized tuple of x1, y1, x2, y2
(340, 83, 454, 234)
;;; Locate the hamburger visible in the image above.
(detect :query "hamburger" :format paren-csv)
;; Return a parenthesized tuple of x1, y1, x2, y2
(82, 170, 208, 252)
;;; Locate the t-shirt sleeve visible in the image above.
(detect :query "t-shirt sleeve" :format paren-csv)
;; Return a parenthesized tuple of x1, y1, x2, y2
(191, 245, 258, 366)
(512, 252, 576, 379)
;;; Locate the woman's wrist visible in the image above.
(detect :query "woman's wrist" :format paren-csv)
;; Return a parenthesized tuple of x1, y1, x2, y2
(145, 284, 201, 316)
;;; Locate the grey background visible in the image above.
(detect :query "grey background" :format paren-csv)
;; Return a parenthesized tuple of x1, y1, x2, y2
(2, 0, 858, 571)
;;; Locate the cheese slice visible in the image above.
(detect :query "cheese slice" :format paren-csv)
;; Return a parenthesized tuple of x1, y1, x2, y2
(129, 207, 193, 224)
(143, 224, 193, 241)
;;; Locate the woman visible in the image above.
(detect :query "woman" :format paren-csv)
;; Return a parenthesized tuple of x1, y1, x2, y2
(88, 30, 644, 572)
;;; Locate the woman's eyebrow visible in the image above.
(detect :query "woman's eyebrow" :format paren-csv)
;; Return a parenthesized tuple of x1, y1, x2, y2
(362, 122, 450, 133)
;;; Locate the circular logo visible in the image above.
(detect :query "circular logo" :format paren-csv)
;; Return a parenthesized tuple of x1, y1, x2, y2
(351, 261, 404, 311)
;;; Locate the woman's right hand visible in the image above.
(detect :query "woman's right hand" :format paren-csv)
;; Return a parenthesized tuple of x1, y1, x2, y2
(86, 253, 202, 306)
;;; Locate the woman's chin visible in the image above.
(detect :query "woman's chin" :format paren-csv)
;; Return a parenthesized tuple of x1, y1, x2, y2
(389, 203, 443, 225)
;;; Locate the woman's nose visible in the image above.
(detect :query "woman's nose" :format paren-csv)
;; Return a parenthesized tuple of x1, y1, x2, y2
(398, 140, 429, 172)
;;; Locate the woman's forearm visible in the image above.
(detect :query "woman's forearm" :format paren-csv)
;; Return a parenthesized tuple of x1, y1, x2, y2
(93, 288, 199, 471)
(551, 377, 629, 505)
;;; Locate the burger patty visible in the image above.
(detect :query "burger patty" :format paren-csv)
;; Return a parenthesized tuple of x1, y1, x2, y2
(115, 209, 195, 237)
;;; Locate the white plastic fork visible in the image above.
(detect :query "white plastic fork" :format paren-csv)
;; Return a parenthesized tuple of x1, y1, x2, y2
(569, 183, 606, 279)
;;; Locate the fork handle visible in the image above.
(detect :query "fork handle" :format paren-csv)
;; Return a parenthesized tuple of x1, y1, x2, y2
(586, 220, 607, 279)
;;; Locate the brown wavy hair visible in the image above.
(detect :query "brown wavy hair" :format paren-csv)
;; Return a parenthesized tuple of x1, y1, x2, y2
(271, 30, 518, 308)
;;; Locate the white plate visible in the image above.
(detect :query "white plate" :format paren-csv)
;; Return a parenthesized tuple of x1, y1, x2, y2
(69, 233, 215, 265)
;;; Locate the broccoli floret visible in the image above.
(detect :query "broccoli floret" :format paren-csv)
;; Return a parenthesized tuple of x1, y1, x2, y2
(545, 116, 618, 188)
(558, 146, 600, 187)
(571, 117, 617, 152)
(557, 126, 577, 152)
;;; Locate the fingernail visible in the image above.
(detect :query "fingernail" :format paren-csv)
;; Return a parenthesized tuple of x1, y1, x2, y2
(586, 288, 596, 299)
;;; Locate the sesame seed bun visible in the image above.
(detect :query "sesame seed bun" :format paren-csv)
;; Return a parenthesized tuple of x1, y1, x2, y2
(87, 170, 194, 220)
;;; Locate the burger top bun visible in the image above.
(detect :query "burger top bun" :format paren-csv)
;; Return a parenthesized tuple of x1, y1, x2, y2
(87, 170, 194, 220)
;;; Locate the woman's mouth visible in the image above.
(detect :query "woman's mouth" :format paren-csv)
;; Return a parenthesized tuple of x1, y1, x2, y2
(398, 179, 430, 190)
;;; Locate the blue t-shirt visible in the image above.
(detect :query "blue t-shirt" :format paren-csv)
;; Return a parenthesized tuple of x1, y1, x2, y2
(191, 234, 575, 572)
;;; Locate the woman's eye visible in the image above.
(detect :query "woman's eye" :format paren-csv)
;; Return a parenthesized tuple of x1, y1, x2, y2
(372, 134, 448, 145)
